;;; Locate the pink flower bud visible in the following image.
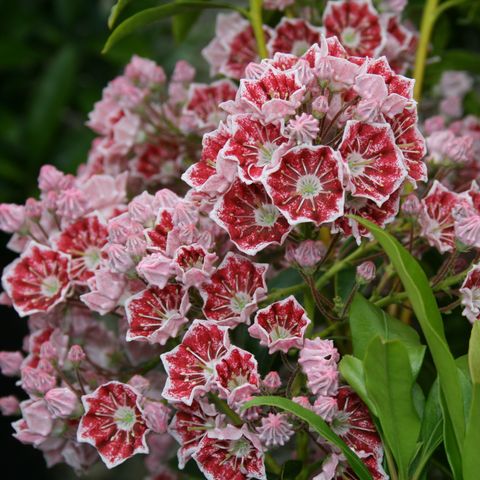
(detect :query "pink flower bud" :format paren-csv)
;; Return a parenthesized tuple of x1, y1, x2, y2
(0, 351, 23, 376)
(286, 240, 326, 270)
(171, 60, 195, 83)
(67, 345, 86, 364)
(38, 165, 74, 193)
(45, 387, 79, 418)
(401, 193, 421, 216)
(44, 191, 58, 210)
(105, 244, 135, 273)
(21, 366, 56, 395)
(313, 395, 338, 421)
(0, 204, 26, 233)
(128, 375, 150, 394)
(143, 400, 170, 433)
(136, 253, 173, 288)
(262, 371, 281, 390)
(21, 399, 53, 436)
(0, 395, 20, 416)
(285, 113, 319, 143)
(440, 96, 462, 118)
(356, 261, 376, 283)
(56, 188, 89, 220)
(424, 115, 445, 135)
(128, 192, 155, 225)
(40, 341, 57, 361)
(125, 235, 147, 257)
(24, 198, 43, 219)
(312, 95, 329, 114)
(292, 396, 312, 409)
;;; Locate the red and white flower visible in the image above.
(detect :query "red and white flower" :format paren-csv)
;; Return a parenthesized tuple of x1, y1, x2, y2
(54, 215, 108, 283)
(168, 400, 223, 468)
(161, 321, 230, 405)
(323, 0, 385, 58)
(339, 121, 406, 206)
(173, 244, 217, 288)
(419, 181, 466, 253)
(183, 81, 237, 131)
(193, 425, 266, 480)
(263, 145, 345, 226)
(215, 347, 260, 404)
(460, 264, 480, 323)
(248, 296, 311, 354)
(268, 19, 322, 57)
(2, 242, 71, 317)
(211, 181, 292, 255)
(125, 284, 190, 345)
(200, 253, 268, 326)
(222, 115, 290, 184)
(77, 381, 149, 469)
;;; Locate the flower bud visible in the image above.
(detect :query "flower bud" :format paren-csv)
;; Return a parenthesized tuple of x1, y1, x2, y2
(356, 261, 376, 283)
(128, 375, 150, 394)
(401, 193, 421, 216)
(143, 400, 170, 433)
(136, 253, 173, 288)
(0, 204, 26, 233)
(21, 366, 56, 395)
(45, 387, 79, 418)
(285, 240, 326, 271)
(56, 188, 89, 220)
(67, 345, 86, 364)
(0, 351, 23, 376)
(262, 371, 281, 390)
(105, 244, 135, 273)
(313, 395, 338, 422)
(0, 395, 20, 416)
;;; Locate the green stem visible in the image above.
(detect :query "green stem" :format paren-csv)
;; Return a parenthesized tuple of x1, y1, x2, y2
(261, 283, 307, 306)
(413, 0, 439, 100)
(315, 242, 377, 291)
(249, 0, 268, 58)
(374, 269, 469, 308)
(208, 393, 243, 426)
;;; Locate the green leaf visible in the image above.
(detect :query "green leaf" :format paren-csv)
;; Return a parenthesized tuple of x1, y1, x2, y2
(349, 293, 425, 378)
(441, 392, 463, 480)
(364, 337, 421, 479)
(243, 396, 373, 480)
(103, 2, 248, 53)
(108, 0, 135, 29)
(463, 323, 480, 479)
(338, 355, 377, 415)
(27, 45, 77, 161)
(172, 0, 211, 43)
(281, 460, 303, 479)
(351, 216, 465, 448)
(410, 380, 443, 479)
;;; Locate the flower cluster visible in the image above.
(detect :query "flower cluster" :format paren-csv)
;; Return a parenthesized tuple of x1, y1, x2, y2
(83, 55, 236, 191)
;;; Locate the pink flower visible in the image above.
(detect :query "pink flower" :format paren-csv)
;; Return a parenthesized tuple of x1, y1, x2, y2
(173, 244, 217, 288)
(268, 18, 322, 57)
(0, 203, 26, 233)
(161, 321, 230, 404)
(200, 253, 268, 326)
(45, 387, 79, 418)
(440, 96, 463, 118)
(77, 381, 149, 468)
(56, 188, 89, 221)
(264, 145, 345, 226)
(143, 400, 170, 433)
(136, 253, 173, 288)
(125, 284, 190, 345)
(0, 395, 20, 416)
(67, 345, 86, 364)
(285, 240, 326, 270)
(285, 113, 320, 144)
(55, 215, 108, 283)
(262, 371, 282, 391)
(356, 261, 376, 283)
(168, 400, 221, 468)
(38, 165, 74, 193)
(263, 0, 294, 10)
(257, 413, 294, 447)
(124, 55, 166, 86)
(21, 366, 57, 395)
(0, 351, 23, 376)
(401, 193, 421, 216)
(439, 71, 473, 98)
(313, 395, 338, 422)
(212, 180, 292, 255)
(2, 243, 71, 317)
(323, 0, 385, 57)
(249, 296, 311, 354)
(193, 425, 266, 480)
(215, 347, 260, 404)
(299, 338, 339, 396)
(460, 264, 480, 323)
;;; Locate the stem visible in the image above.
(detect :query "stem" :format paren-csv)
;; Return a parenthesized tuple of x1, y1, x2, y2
(413, 0, 439, 100)
(249, 0, 268, 59)
(434, 0, 469, 19)
(208, 393, 243, 426)
(261, 283, 306, 306)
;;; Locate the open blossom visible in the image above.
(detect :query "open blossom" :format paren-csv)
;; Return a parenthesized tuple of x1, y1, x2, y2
(257, 413, 294, 447)
(77, 381, 150, 468)
(200, 253, 268, 326)
(161, 321, 230, 404)
(249, 296, 311, 353)
(193, 425, 266, 480)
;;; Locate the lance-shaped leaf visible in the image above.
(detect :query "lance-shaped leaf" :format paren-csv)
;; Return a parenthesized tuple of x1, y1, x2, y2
(351, 215, 465, 448)
(243, 396, 373, 480)
(364, 337, 421, 479)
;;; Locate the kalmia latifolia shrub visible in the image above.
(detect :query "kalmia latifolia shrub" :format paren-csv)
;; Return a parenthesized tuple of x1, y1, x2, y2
(1, 0, 479, 479)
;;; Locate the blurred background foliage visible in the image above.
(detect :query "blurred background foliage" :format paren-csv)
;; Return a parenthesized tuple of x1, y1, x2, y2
(0, 0, 479, 479)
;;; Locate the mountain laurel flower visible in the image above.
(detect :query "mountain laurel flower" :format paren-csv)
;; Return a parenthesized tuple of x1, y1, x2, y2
(460, 264, 480, 323)
(356, 261, 376, 283)
(0, 351, 24, 376)
(0, 395, 20, 416)
(257, 413, 294, 447)
(44, 387, 79, 418)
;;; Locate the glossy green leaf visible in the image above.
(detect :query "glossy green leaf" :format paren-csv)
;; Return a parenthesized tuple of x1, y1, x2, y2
(103, 2, 248, 53)
(463, 322, 480, 479)
(243, 396, 373, 480)
(351, 216, 465, 447)
(172, 0, 211, 44)
(364, 337, 421, 479)
(349, 293, 425, 378)
(441, 392, 463, 480)
(338, 355, 377, 415)
(108, 0, 135, 29)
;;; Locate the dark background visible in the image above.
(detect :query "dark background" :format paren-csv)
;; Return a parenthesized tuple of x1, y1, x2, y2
(0, 0, 479, 479)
